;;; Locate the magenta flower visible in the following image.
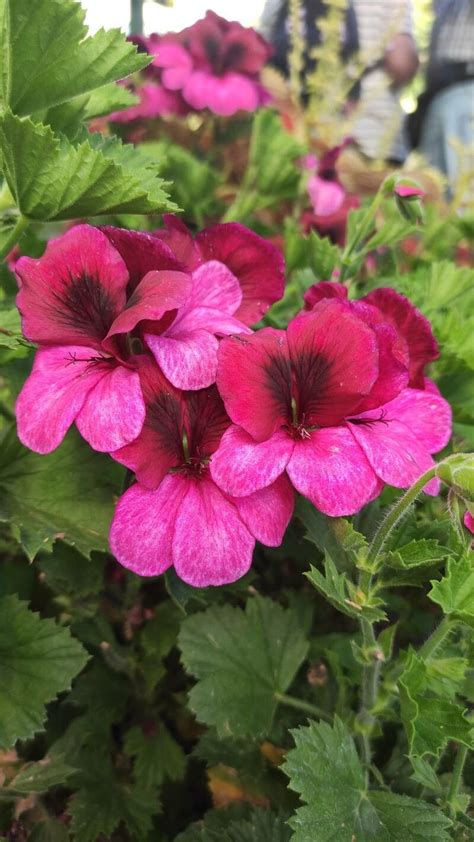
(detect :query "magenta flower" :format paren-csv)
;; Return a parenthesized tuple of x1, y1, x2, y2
(464, 511, 474, 534)
(15, 225, 149, 454)
(178, 11, 272, 116)
(211, 299, 452, 516)
(304, 283, 439, 388)
(394, 184, 424, 199)
(110, 83, 188, 122)
(109, 359, 294, 586)
(303, 141, 358, 244)
(155, 215, 285, 325)
(101, 225, 253, 390)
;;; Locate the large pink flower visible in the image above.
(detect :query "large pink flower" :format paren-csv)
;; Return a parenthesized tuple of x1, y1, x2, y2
(100, 225, 252, 390)
(211, 299, 452, 515)
(304, 282, 439, 388)
(14, 224, 162, 454)
(155, 215, 285, 325)
(109, 359, 293, 586)
(303, 141, 358, 245)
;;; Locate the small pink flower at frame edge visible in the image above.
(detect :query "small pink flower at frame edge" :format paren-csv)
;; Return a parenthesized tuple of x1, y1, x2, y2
(464, 511, 474, 535)
(109, 359, 294, 586)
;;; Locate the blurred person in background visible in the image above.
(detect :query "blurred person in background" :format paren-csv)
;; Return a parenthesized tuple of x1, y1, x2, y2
(259, 0, 359, 90)
(351, 0, 419, 163)
(417, 0, 474, 191)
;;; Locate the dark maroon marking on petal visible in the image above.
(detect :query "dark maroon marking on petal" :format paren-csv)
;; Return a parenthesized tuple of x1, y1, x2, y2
(263, 352, 292, 422)
(51, 273, 117, 342)
(185, 386, 230, 460)
(349, 410, 390, 427)
(292, 352, 331, 424)
(147, 391, 184, 463)
(222, 41, 245, 72)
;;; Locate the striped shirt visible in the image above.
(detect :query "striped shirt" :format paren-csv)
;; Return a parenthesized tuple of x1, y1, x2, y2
(352, 0, 414, 161)
(431, 0, 474, 65)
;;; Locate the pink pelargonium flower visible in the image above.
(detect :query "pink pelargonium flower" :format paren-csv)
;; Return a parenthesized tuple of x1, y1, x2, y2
(307, 175, 346, 217)
(100, 225, 252, 390)
(464, 511, 474, 534)
(14, 224, 196, 454)
(109, 359, 294, 586)
(177, 11, 272, 115)
(211, 299, 452, 516)
(110, 83, 189, 122)
(154, 215, 285, 325)
(304, 283, 439, 388)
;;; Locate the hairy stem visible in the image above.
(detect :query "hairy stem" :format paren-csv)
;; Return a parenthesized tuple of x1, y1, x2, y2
(366, 466, 437, 571)
(274, 692, 331, 722)
(0, 214, 29, 262)
(419, 616, 454, 660)
(447, 744, 468, 816)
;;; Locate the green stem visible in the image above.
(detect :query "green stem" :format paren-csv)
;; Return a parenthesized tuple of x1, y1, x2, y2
(0, 214, 29, 262)
(274, 692, 331, 722)
(366, 466, 437, 572)
(339, 189, 384, 281)
(357, 615, 380, 769)
(418, 616, 454, 660)
(447, 744, 468, 816)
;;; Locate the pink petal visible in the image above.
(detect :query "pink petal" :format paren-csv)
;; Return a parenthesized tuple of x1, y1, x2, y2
(145, 329, 219, 390)
(76, 364, 145, 452)
(216, 328, 291, 441)
(287, 426, 379, 516)
(110, 357, 183, 488)
(104, 270, 191, 343)
(183, 71, 261, 116)
(308, 175, 346, 216)
(188, 261, 242, 314)
(16, 225, 128, 348)
(195, 223, 285, 325)
(348, 418, 437, 491)
(354, 320, 409, 412)
(211, 425, 294, 496)
(352, 388, 452, 454)
(233, 475, 294, 547)
(394, 184, 424, 198)
(287, 300, 379, 426)
(171, 305, 251, 338)
(16, 345, 111, 454)
(109, 475, 187, 576)
(100, 226, 184, 289)
(464, 511, 474, 535)
(151, 42, 193, 90)
(172, 477, 255, 586)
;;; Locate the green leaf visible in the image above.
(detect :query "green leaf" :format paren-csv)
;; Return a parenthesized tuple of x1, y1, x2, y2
(386, 540, 452, 570)
(283, 718, 453, 841)
(0, 595, 88, 748)
(175, 808, 292, 842)
(8, 755, 76, 793)
(29, 819, 69, 842)
(69, 777, 159, 842)
(0, 427, 123, 560)
(0, 0, 149, 115)
(83, 83, 139, 120)
(307, 231, 339, 279)
(178, 596, 308, 738)
(399, 650, 474, 759)
(409, 756, 442, 793)
(306, 556, 386, 622)
(297, 497, 367, 572)
(0, 302, 32, 350)
(428, 555, 474, 626)
(146, 140, 222, 226)
(124, 722, 186, 788)
(38, 543, 103, 598)
(0, 111, 177, 220)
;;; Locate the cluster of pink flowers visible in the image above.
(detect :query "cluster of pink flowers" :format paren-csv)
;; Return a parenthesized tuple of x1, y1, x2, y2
(14, 219, 451, 586)
(112, 11, 271, 121)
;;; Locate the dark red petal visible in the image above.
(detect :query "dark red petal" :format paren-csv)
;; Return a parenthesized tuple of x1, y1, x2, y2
(363, 288, 439, 388)
(304, 282, 348, 310)
(217, 328, 292, 441)
(153, 215, 201, 270)
(196, 222, 285, 325)
(100, 226, 185, 290)
(111, 356, 184, 488)
(104, 270, 192, 344)
(184, 385, 230, 459)
(287, 300, 379, 427)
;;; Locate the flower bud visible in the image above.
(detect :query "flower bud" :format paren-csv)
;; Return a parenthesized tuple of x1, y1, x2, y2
(437, 453, 474, 501)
